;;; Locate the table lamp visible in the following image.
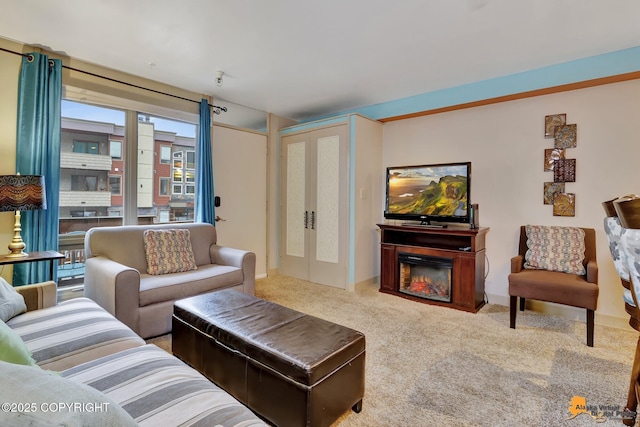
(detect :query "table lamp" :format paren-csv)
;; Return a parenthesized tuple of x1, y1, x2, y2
(0, 175, 46, 258)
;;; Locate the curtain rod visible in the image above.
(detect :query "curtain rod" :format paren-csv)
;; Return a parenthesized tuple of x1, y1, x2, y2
(0, 46, 228, 115)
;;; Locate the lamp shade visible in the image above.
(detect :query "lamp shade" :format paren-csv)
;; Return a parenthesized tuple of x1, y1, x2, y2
(0, 175, 46, 212)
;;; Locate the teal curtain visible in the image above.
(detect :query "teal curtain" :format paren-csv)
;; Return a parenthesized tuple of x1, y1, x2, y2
(13, 53, 62, 286)
(195, 99, 215, 224)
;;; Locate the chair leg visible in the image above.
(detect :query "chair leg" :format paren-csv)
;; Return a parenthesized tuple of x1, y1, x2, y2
(519, 297, 526, 312)
(623, 335, 640, 426)
(510, 296, 517, 329)
(586, 309, 594, 347)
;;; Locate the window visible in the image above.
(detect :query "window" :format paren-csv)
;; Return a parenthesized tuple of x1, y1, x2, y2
(186, 151, 195, 169)
(160, 146, 171, 164)
(109, 175, 121, 195)
(185, 171, 195, 183)
(71, 175, 98, 191)
(159, 177, 170, 196)
(110, 140, 122, 158)
(185, 184, 195, 195)
(73, 141, 99, 154)
(61, 101, 197, 231)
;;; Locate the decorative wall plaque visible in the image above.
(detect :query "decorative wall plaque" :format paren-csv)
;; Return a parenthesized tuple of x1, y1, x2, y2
(554, 124, 577, 148)
(553, 158, 576, 183)
(542, 114, 578, 217)
(553, 193, 576, 217)
(544, 182, 565, 205)
(544, 148, 565, 171)
(545, 114, 566, 138)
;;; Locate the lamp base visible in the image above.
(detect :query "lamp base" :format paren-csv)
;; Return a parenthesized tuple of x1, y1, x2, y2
(6, 210, 27, 258)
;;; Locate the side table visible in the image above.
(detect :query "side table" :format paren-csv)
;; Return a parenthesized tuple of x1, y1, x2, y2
(0, 250, 65, 282)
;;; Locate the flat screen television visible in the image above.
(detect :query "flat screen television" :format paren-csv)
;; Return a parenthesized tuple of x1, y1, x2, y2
(384, 162, 471, 226)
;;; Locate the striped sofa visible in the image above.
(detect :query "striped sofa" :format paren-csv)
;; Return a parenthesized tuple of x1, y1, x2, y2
(4, 281, 267, 426)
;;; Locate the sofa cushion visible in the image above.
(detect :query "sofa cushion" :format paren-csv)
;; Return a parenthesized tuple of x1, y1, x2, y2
(139, 264, 243, 306)
(508, 269, 599, 310)
(62, 344, 268, 426)
(0, 276, 26, 322)
(143, 228, 198, 275)
(0, 360, 137, 427)
(524, 225, 586, 275)
(0, 320, 37, 367)
(7, 297, 145, 371)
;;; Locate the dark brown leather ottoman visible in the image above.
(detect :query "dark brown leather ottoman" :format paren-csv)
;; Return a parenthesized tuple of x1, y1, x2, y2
(172, 289, 366, 427)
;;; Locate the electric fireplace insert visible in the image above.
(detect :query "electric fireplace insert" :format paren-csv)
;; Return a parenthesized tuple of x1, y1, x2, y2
(398, 252, 453, 303)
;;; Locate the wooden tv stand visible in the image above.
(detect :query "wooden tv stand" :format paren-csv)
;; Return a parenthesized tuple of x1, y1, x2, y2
(377, 223, 489, 313)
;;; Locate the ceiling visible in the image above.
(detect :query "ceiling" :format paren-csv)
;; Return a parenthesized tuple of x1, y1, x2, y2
(2, 0, 640, 122)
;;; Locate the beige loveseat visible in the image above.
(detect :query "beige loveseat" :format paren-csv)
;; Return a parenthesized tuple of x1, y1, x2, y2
(84, 222, 256, 338)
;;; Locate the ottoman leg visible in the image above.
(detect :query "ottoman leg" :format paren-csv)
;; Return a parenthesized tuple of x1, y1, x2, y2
(352, 399, 363, 413)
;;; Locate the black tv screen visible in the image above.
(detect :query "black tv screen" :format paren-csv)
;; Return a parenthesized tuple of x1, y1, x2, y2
(384, 162, 471, 225)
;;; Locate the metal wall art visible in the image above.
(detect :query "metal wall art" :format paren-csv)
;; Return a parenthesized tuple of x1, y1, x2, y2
(543, 114, 577, 217)
(544, 114, 566, 138)
(544, 182, 565, 205)
(554, 124, 577, 149)
(544, 148, 565, 171)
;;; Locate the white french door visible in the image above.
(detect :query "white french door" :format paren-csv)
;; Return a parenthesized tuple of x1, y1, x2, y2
(280, 125, 348, 288)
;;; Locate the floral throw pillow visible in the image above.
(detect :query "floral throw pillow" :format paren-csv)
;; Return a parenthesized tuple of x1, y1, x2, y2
(603, 216, 630, 281)
(143, 229, 197, 275)
(524, 225, 586, 275)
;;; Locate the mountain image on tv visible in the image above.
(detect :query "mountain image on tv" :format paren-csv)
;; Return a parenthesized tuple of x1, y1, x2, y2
(388, 168, 468, 216)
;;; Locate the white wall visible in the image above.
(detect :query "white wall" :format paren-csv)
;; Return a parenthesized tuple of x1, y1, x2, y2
(382, 79, 640, 327)
(354, 115, 383, 285)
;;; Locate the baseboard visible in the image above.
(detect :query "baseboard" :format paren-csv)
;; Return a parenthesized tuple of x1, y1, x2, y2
(353, 276, 379, 292)
(255, 273, 267, 279)
(486, 292, 634, 331)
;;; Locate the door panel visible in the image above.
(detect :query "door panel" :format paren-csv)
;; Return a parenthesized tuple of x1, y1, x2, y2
(308, 126, 348, 288)
(212, 125, 267, 278)
(280, 136, 309, 280)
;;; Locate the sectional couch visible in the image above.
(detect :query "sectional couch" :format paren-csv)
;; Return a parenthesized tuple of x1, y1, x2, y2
(1, 280, 267, 426)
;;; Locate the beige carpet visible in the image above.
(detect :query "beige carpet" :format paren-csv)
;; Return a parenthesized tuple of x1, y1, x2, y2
(150, 276, 638, 427)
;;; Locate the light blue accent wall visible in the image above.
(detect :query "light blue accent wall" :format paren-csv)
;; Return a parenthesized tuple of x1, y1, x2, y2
(308, 46, 640, 122)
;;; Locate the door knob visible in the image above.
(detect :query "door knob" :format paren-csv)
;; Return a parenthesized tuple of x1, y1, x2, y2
(215, 216, 226, 222)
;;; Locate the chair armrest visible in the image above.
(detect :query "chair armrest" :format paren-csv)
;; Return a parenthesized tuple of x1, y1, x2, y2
(510, 255, 524, 273)
(84, 256, 141, 333)
(15, 281, 57, 312)
(210, 245, 256, 294)
(586, 259, 598, 284)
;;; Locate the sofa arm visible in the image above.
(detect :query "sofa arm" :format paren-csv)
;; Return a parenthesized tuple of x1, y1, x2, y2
(15, 281, 57, 312)
(510, 255, 524, 274)
(84, 256, 141, 333)
(586, 259, 598, 285)
(210, 245, 256, 295)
